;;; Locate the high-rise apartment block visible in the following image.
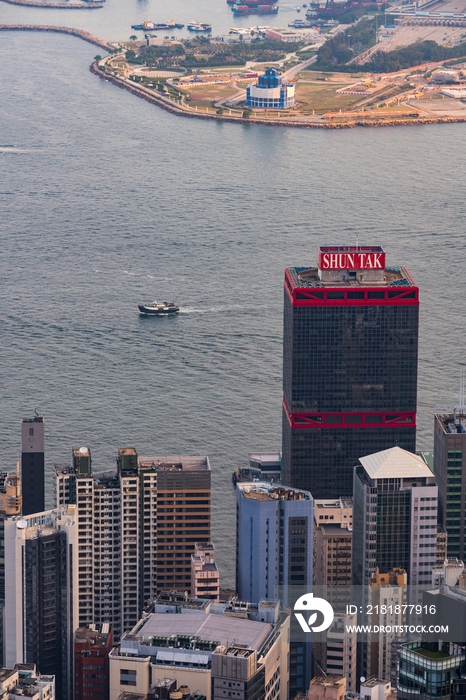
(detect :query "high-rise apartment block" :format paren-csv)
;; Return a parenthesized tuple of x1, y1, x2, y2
(4, 508, 78, 700)
(55, 448, 211, 638)
(434, 410, 466, 560)
(236, 482, 313, 605)
(21, 412, 45, 516)
(352, 447, 438, 587)
(282, 246, 419, 497)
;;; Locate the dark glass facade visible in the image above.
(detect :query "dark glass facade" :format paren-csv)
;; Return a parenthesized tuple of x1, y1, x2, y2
(282, 268, 419, 498)
(25, 532, 71, 700)
(21, 452, 45, 516)
(434, 413, 466, 559)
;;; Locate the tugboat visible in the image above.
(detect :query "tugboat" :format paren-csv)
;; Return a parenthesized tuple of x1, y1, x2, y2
(138, 301, 180, 316)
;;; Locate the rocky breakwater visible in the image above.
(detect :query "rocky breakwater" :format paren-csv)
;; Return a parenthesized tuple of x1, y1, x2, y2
(0, 25, 112, 50)
(0, 0, 103, 8)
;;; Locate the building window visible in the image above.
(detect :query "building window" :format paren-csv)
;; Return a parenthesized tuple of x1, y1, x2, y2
(120, 670, 137, 686)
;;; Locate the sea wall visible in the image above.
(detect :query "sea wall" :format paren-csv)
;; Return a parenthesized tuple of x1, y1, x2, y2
(0, 0, 103, 8)
(90, 63, 466, 129)
(0, 25, 112, 50)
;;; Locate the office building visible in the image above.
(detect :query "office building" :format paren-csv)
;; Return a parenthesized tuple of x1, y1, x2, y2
(138, 455, 211, 595)
(55, 448, 211, 638)
(108, 597, 289, 700)
(312, 613, 357, 692)
(367, 568, 407, 685)
(282, 246, 419, 498)
(21, 412, 45, 516)
(434, 410, 466, 560)
(313, 499, 352, 598)
(352, 447, 438, 587)
(236, 482, 313, 604)
(4, 508, 78, 700)
(246, 68, 296, 108)
(236, 483, 312, 696)
(75, 624, 113, 700)
(398, 640, 466, 699)
(0, 665, 55, 700)
(191, 542, 220, 601)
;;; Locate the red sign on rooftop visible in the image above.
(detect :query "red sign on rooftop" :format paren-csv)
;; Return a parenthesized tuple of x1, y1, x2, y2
(318, 246, 386, 271)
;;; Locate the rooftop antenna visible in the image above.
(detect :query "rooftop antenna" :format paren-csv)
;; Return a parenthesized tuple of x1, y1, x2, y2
(435, 369, 466, 423)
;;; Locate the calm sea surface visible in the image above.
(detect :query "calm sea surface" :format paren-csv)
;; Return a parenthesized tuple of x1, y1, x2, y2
(1, 6, 465, 584)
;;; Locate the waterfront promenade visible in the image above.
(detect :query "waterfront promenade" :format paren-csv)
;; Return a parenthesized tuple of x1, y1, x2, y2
(2, 24, 466, 129)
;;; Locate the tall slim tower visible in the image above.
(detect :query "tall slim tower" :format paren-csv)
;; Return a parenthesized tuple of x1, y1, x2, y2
(433, 410, 466, 559)
(282, 245, 419, 498)
(21, 412, 45, 515)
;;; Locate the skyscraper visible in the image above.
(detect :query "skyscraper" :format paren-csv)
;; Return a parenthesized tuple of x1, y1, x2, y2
(235, 482, 313, 696)
(433, 410, 466, 560)
(4, 507, 78, 700)
(352, 446, 438, 588)
(282, 246, 419, 498)
(21, 412, 45, 515)
(236, 482, 313, 605)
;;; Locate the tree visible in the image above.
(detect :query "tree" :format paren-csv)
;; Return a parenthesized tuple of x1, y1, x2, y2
(216, 107, 224, 114)
(242, 108, 253, 118)
(94, 55, 102, 62)
(129, 35, 137, 41)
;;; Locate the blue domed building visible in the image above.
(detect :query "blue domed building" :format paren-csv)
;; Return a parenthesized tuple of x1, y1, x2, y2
(246, 68, 296, 109)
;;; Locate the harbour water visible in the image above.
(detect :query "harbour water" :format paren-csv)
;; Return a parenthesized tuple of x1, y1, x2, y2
(1, 13, 466, 585)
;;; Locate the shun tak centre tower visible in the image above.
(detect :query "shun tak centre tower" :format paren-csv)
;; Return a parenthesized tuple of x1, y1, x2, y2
(282, 245, 419, 498)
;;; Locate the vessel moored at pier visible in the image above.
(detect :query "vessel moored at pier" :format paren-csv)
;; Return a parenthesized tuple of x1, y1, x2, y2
(131, 20, 185, 30)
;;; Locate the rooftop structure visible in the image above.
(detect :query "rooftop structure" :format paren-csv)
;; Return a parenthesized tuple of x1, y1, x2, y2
(0, 664, 55, 700)
(109, 599, 289, 700)
(307, 677, 346, 700)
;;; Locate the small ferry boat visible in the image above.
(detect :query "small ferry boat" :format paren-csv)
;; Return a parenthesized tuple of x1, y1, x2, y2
(138, 301, 180, 316)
